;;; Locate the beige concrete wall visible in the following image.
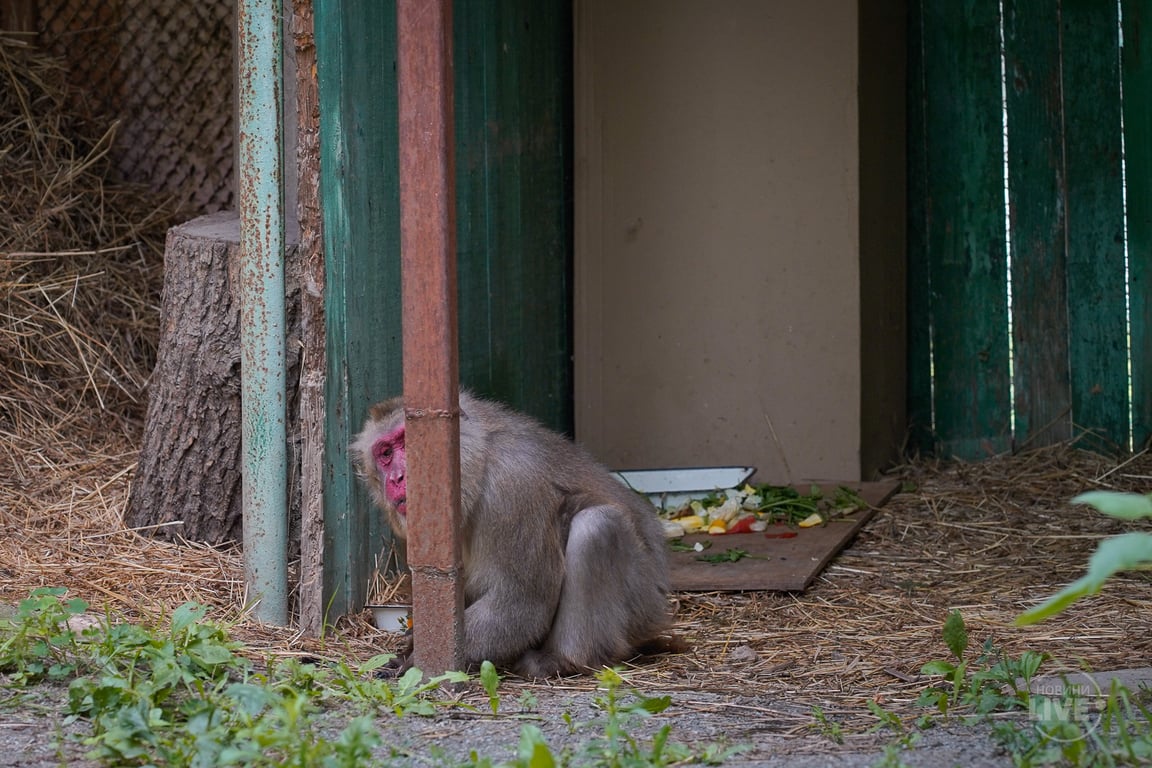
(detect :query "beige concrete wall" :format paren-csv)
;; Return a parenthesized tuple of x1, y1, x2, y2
(575, 0, 882, 482)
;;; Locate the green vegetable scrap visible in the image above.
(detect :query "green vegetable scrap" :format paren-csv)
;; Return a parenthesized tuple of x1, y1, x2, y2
(695, 548, 768, 564)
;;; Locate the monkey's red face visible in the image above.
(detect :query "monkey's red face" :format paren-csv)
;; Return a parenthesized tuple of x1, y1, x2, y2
(373, 425, 407, 516)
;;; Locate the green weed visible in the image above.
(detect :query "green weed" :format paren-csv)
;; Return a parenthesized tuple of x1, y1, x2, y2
(916, 610, 1044, 717)
(0, 586, 90, 684)
(915, 610, 1152, 766)
(464, 666, 746, 768)
(864, 699, 922, 768)
(810, 705, 844, 744)
(1016, 491, 1152, 626)
(3, 588, 749, 767)
(481, 658, 501, 714)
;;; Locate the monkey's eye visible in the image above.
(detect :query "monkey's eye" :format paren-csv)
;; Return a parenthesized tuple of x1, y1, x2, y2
(373, 442, 394, 464)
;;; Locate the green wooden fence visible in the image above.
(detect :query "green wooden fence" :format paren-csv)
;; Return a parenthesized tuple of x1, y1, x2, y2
(909, 0, 1152, 458)
(315, 0, 572, 616)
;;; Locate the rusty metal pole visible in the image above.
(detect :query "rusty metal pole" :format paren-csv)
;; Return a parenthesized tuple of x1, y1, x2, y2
(397, 0, 465, 675)
(236, 0, 288, 625)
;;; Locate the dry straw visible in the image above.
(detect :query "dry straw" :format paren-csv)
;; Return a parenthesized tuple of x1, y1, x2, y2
(2, 35, 1150, 743)
(1, 33, 172, 438)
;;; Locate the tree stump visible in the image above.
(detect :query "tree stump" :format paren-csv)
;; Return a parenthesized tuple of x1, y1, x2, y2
(126, 211, 300, 546)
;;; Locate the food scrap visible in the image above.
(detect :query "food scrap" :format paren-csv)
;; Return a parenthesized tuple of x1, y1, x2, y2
(695, 547, 767, 564)
(657, 483, 867, 538)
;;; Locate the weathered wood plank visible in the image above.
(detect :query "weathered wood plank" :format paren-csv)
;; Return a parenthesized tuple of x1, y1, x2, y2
(316, 0, 402, 618)
(1004, 0, 1072, 448)
(292, 0, 328, 635)
(1063, 1, 1130, 451)
(668, 481, 900, 592)
(454, 0, 573, 433)
(1123, 0, 1152, 449)
(920, 1, 1012, 458)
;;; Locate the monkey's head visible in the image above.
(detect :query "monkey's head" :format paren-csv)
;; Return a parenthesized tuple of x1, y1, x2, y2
(353, 398, 409, 540)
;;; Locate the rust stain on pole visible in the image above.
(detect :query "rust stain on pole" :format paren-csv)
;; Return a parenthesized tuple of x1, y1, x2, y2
(397, 0, 464, 675)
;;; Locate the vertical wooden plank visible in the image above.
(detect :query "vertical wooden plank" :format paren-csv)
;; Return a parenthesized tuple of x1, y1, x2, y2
(1062, 0, 1130, 451)
(1123, 0, 1152, 449)
(292, 0, 328, 635)
(920, 0, 1012, 458)
(452, 1, 494, 415)
(906, 0, 935, 454)
(1003, 0, 1072, 448)
(454, 0, 574, 433)
(316, 0, 402, 618)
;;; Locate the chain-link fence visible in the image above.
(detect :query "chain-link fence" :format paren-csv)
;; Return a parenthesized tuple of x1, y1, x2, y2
(35, 0, 235, 214)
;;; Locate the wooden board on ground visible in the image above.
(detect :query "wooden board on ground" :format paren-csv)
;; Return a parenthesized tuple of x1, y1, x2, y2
(669, 480, 901, 592)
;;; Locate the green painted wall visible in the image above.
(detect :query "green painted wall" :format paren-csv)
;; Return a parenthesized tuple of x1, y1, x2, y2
(315, 0, 572, 616)
(1122, 0, 1152, 452)
(909, 0, 1149, 458)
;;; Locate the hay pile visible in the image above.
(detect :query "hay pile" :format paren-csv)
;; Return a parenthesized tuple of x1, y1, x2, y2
(0, 34, 370, 656)
(0, 34, 173, 439)
(0, 35, 222, 628)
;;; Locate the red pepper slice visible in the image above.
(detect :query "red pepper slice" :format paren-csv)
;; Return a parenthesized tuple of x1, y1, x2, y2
(726, 516, 757, 534)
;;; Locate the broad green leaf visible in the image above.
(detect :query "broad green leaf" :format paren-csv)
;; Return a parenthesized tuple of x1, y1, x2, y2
(1071, 491, 1152, 521)
(636, 694, 672, 715)
(64, 598, 89, 615)
(428, 670, 470, 686)
(480, 660, 500, 714)
(359, 653, 397, 673)
(920, 660, 957, 677)
(517, 725, 552, 766)
(942, 609, 968, 660)
(1016, 650, 1046, 680)
(189, 642, 234, 667)
(1016, 532, 1152, 625)
(526, 741, 556, 768)
(225, 682, 273, 715)
(395, 665, 425, 693)
(171, 602, 207, 636)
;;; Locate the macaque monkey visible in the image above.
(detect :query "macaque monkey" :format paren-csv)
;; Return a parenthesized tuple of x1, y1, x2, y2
(353, 391, 680, 678)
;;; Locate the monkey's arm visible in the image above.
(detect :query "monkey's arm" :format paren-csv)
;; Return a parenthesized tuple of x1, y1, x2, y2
(458, 520, 565, 669)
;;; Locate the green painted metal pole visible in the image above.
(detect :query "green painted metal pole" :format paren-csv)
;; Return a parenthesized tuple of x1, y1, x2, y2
(237, 0, 288, 624)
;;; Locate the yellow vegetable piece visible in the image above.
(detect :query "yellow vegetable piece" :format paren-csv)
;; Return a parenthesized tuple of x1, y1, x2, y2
(798, 512, 823, 528)
(677, 515, 705, 533)
(707, 520, 728, 534)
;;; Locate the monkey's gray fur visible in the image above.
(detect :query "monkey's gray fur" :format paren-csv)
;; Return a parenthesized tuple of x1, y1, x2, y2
(353, 390, 680, 678)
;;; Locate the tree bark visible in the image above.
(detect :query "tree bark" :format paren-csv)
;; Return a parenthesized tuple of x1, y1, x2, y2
(127, 211, 300, 547)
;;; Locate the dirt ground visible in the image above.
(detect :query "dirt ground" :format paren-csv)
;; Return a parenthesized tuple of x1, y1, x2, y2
(0, 676, 1020, 768)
